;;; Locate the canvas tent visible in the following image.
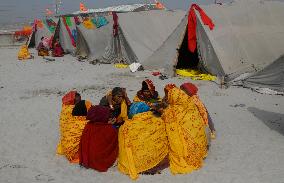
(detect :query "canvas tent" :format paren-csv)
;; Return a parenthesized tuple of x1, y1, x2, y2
(53, 16, 78, 54)
(143, 0, 284, 91)
(76, 15, 114, 61)
(29, 18, 58, 48)
(75, 10, 186, 64)
(242, 55, 284, 94)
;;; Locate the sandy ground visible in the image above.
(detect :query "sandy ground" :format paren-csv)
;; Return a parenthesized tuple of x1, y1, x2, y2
(0, 47, 283, 183)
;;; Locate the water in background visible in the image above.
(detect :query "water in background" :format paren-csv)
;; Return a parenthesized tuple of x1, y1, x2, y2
(0, 0, 241, 31)
(0, 0, 64, 30)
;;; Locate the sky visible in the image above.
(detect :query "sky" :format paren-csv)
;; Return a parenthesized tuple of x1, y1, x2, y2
(0, 0, 229, 27)
(1, 0, 284, 27)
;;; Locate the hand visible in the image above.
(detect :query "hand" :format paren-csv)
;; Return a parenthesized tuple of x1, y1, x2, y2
(108, 118, 116, 124)
(116, 118, 124, 124)
(109, 105, 114, 110)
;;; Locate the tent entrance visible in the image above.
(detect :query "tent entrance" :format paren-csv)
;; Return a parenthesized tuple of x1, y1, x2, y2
(176, 28, 199, 70)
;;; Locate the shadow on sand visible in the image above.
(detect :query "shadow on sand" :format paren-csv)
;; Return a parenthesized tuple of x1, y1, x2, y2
(248, 107, 284, 135)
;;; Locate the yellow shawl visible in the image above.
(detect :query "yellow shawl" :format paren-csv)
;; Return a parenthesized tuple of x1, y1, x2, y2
(56, 101, 92, 163)
(18, 45, 32, 60)
(118, 111, 168, 180)
(162, 88, 207, 174)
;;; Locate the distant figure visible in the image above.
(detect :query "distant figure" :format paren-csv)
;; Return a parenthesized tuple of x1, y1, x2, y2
(180, 82, 216, 139)
(37, 37, 49, 56)
(57, 91, 92, 163)
(52, 39, 64, 57)
(18, 44, 33, 60)
(79, 105, 118, 172)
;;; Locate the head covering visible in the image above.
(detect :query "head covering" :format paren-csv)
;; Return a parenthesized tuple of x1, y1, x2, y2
(72, 100, 87, 116)
(62, 91, 77, 105)
(128, 102, 150, 119)
(164, 83, 177, 93)
(180, 82, 198, 96)
(87, 105, 110, 123)
(112, 87, 123, 96)
(142, 79, 155, 93)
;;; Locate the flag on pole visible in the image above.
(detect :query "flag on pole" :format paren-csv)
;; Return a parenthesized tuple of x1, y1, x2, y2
(80, 2, 88, 13)
(154, 0, 165, 9)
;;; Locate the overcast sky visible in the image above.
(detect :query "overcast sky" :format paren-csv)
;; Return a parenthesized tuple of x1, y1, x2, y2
(0, 0, 231, 25)
(3, 0, 283, 26)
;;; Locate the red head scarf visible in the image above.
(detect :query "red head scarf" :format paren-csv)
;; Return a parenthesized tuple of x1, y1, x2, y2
(87, 105, 110, 123)
(142, 79, 155, 94)
(62, 91, 77, 105)
(180, 82, 198, 96)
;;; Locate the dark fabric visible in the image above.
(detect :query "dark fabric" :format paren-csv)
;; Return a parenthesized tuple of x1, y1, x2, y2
(74, 16, 81, 25)
(86, 105, 110, 123)
(138, 79, 159, 102)
(72, 100, 87, 116)
(188, 4, 214, 53)
(136, 90, 159, 103)
(79, 105, 118, 172)
(99, 96, 121, 119)
(99, 96, 109, 106)
(142, 79, 155, 92)
(112, 12, 118, 36)
(111, 87, 123, 96)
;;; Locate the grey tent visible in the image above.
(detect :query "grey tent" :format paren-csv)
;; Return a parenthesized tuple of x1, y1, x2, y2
(29, 17, 58, 48)
(98, 10, 186, 64)
(76, 15, 114, 61)
(76, 10, 186, 64)
(242, 55, 284, 94)
(143, 0, 284, 88)
(53, 16, 78, 54)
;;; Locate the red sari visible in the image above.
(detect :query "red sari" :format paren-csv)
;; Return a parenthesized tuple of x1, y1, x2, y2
(52, 42, 64, 57)
(79, 106, 118, 172)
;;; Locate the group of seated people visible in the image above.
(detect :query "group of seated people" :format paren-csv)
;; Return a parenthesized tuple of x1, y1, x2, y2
(18, 36, 65, 60)
(37, 36, 64, 57)
(56, 80, 216, 180)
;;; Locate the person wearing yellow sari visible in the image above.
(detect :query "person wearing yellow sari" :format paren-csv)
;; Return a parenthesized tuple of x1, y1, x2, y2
(180, 82, 216, 139)
(99, 87, 131, 126)
(118, 102, 169, 180)
(37, 37, 49, 56)
(57, 92, 92, 163)
(18, 44, 33, 60)
(162, 85, 208, 175)
(133, 79, 161, 107)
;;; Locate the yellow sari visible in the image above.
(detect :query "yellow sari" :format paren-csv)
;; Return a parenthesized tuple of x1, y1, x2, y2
(191, 95, 208, 125)
(56, 101, 92, 163)
(118, 111, 168, 180)
(162, 88, 207, 174)
(18, 45, 32, 60)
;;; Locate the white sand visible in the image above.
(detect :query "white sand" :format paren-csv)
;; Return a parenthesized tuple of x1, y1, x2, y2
(0, 47, 283, 183)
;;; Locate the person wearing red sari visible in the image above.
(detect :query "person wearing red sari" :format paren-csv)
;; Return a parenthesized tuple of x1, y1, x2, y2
(79, 105, 118, 172)
(52, 39, 64, 57)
